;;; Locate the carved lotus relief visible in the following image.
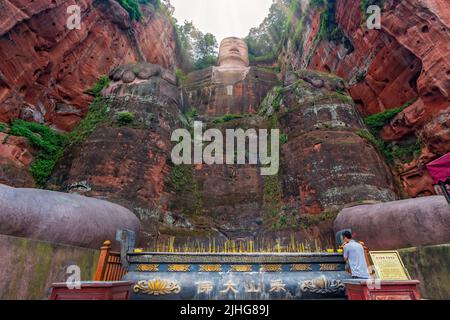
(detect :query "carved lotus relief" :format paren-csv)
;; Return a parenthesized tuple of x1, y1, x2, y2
(300, 276, 345, 294)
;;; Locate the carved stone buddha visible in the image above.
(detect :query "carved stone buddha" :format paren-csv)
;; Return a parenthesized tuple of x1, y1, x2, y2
(184, 37, 277, 116)
(217, 37, 250, 69)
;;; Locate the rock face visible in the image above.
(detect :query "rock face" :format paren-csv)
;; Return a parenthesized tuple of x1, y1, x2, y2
(50, 63, 399, 246)
(0, 132, 35, 187)
(0, 184, 140, 249)
(280, 0, 450, 197)
(0, 0, 178, 132)
(276, 70, 398, 214)
(334, 196, 450, 250)
(167, 67, 397, 243)
(1, 0, 448, 248)
(184, 66, 278, 116)
(50, 63, 184, 245)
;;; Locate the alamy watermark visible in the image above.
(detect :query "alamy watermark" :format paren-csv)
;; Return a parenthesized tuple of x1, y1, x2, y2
(171, 121, 279, 176)
(66, 5, 81, 30)
(66, 264, 81, 289)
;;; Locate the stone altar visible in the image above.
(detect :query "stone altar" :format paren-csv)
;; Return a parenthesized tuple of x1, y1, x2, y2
(123, 252, 349, 300)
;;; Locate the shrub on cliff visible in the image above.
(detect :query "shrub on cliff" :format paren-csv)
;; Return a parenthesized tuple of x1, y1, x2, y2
(88, 75, 110, 97)
(8, 120, 67, 186)
(117, 111, 135, 125)
(359, 98, 421, 164)
(117, 0, 142, 21)
(364, 98, 417, 136)
(212, 114, 243, 124)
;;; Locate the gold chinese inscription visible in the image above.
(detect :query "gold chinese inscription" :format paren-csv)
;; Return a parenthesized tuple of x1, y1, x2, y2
(196, 281, 214, 294)
(230, 265, 252, 272)
(319, 264, 340, 271)
(220, 280, 238, 295)
(199, 264, 222, 272)
(261, 264, 283, 272)
(133, 278, 181, 295)
(291, 264, 312, 271)
(269, 280, 287, 293)
(244, 282, 261, 293)
(168, 264, 191, 272)
(136, 264, 159, 272)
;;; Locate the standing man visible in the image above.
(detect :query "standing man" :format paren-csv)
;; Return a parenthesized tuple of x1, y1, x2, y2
(342, 231, 370, 279)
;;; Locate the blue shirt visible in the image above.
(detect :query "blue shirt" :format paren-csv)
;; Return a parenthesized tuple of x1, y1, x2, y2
(343, 240, 369, 278)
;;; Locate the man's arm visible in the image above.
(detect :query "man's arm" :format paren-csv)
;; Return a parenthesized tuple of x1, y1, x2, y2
(343, 244, 350, 274)
(342, 243, 349, 262)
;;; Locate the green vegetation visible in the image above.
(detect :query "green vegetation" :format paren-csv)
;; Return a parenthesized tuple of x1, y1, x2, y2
(117, 0, 142, 21)
(358, 98, 421, 164)
(8, 120, 67, 186)
(0, 122, 6, 132)
(171, 20, 218, 71)
(1, 73, 112, 186)
(185, 108, 198, 119)
(245, 1, 288, 63)
(364, 99, 417, 136)
(360, 0, 385, 20)
(170, 165, 193, 191)
(355, 71, 367, 83)
(67, 99, 109, 149)
(69, 75, 111, 146)
(87, 75, 110, 96)
(280, 133, 288, 145)
(212, 114, 243, 124)
(193, 55, 217, 70)
(169, 165, 202, 215)
(335, 87, 346, 95)
(116, 0, 161, 21)
(318, 1, 354, 52)
(263, 174, 283, 229)
(116, 111, 134, 125)
(297, 210, 339, 229)
(310, 0, 325, 7)
(272, 86, 284, 112)
(175, 68, 188, 86)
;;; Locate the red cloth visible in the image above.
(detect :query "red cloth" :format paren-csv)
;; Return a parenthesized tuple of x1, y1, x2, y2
(426, 153, 450, 184)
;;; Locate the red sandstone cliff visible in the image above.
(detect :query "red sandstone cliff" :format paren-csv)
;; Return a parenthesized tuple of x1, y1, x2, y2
(0, 0, 178, 132)
(280, 0, 449, 197)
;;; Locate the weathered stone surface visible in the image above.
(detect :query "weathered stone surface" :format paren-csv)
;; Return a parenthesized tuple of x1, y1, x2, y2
(192, 164, 265, 239)
(165, 69, 398, 244)
(280, 0, 450, 196)
(399, 244, 450, 300)
(217, 37, 250, 68)
(398, 146, 438, 197)
(334, 196, 450, 250)
(0, 132, 35, 187)
(0, 0, 178, 132)
(184, 67, 278, 117)
(51, 63, 184, 247)
(277, 71, 398, 214)
(0, 234, 99, 300)
(282, 131, 398, 214)
(0, 184, 140, 249)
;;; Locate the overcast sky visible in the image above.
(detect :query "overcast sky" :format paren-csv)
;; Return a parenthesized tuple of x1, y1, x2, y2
(170, 0, 274, 43)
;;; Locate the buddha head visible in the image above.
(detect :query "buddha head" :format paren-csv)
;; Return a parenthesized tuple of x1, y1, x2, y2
(217, 37, 249, 68)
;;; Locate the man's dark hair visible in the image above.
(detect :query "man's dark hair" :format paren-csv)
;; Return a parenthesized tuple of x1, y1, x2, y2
(342, 231, 352, 239)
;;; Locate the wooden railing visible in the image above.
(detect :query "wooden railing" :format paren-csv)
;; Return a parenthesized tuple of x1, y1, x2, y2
(94, 240, 127, 281)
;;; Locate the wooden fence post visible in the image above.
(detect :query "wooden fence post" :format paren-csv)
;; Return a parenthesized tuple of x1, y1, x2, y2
(94, 240, 111, 281)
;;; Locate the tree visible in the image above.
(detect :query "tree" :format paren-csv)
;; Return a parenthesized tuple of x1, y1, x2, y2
(175, 21, 218, 71)
(193, 33, 218, 69)
(194, 33, 218, 59)
(245, 0, 289, 61)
